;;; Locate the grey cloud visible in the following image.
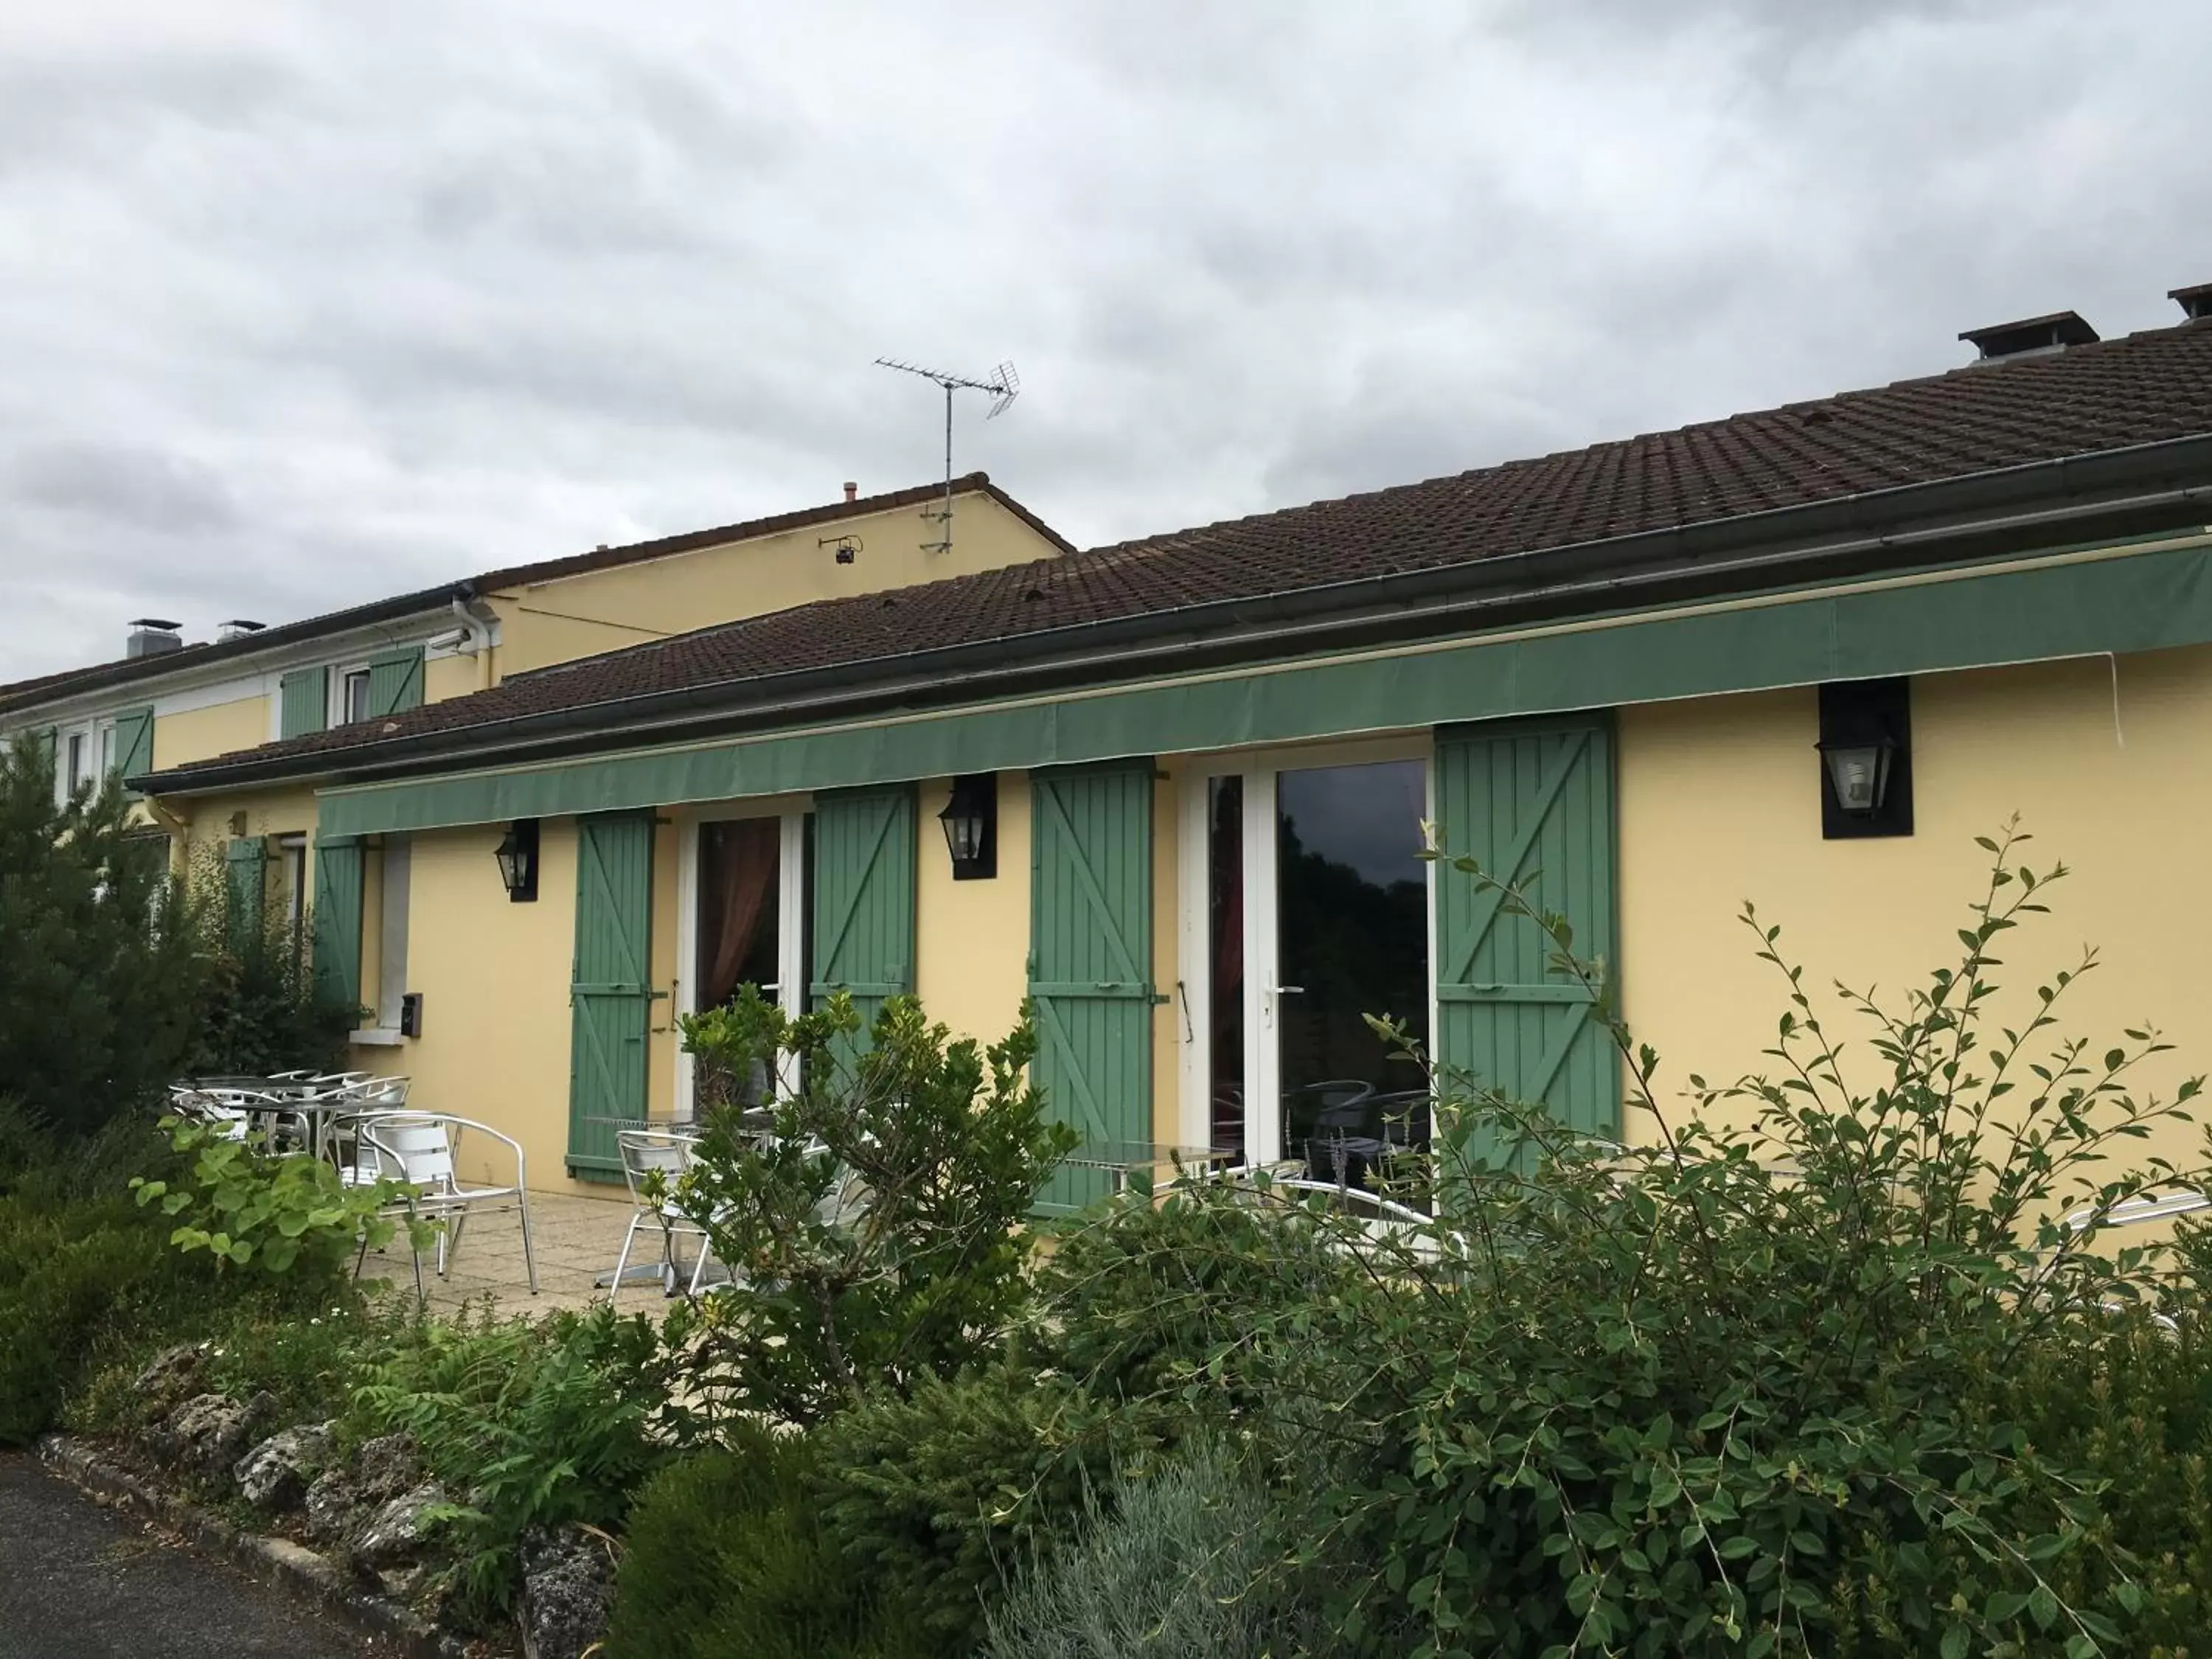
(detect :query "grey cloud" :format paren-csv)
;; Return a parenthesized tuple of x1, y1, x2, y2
(0, 0, 2208, 682)
(12, 442, 243, 534)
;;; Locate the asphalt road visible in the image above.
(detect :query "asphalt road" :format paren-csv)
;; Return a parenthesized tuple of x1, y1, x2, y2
(0, 1453, 378, 1659)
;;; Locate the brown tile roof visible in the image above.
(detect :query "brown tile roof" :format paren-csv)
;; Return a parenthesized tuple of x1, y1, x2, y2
(149, 318, 2212, 784)
(2, 473, 1058, 714)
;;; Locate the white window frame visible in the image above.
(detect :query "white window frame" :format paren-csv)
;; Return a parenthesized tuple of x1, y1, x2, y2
(54, 717, 115, 804)
(674, 800, 811, 1119)
(331, 661, 375, 728)
(276, 834, 308, 937)
(1172, 736, 1435, 1166)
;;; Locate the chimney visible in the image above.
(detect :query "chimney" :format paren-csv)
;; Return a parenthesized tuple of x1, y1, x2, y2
(1958, 310, 2099, 363)
(844, 481, 858, 503)
(2170, 283, 2212, 321)
(126, 618, 183, 658)
(215, 619, 265, 644)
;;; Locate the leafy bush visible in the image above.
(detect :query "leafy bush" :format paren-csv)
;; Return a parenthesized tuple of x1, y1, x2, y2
(0, 1193, 185, 1444)
(129, 1114, 417, 1276)
(349, 1303, 688, 1623)
(607, 1430, 929, 1659)
(675, 989, 1075, 1425)
(810, 1370, 1117, 1652)
(177, 844, 359, 1079)
(1044, 825, 2212, 1657)
(985, 1440, 1341, 1659)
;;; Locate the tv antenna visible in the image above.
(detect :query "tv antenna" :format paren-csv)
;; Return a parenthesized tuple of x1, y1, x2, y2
(874, 357, 1020, 554)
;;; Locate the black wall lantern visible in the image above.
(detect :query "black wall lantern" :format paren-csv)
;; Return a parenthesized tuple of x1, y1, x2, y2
(938, 773, 998, 880)
(1816, 678, 1913, 839)
(493, 818, 541, 901)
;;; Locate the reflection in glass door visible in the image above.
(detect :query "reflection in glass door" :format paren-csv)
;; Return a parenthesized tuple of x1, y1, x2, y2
(1273, 762, 1430, 1172)
(1186, 757, 1431, 1173)
(681, 810, 812, 1116)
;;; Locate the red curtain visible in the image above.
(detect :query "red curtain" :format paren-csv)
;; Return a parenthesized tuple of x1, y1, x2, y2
(698, 818, 780, 1009)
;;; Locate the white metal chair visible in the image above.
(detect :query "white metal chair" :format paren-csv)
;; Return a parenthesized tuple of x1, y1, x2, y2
(611, 1128, 713, 1299)
(344, 1111, 537, 1300)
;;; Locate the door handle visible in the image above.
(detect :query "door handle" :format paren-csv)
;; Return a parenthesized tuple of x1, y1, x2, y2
(1276, 985, 1305, 995)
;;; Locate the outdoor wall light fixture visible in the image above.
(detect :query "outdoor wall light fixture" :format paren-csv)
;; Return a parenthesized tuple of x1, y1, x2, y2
(494, 818, 541, 902)
(1816, 678, 1913, 840)
(938, 773, 997, 880)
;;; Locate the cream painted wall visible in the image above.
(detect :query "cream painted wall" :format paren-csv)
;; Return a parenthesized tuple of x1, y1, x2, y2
(424, 654, 486, 706)
(486, 494, 1060, 678)
(389, 818, 583, 1192)
(154, 695, 268, 772)
(916, 773, 1033, 1050)
(1616, 646, 2212, 1174)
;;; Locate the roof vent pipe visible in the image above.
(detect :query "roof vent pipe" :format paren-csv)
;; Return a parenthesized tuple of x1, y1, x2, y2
(2170, 283, 2212, 321)
(125, 619, 183, 658)
(844, 481, 858, 503)
(1958, 310, 2100, 362)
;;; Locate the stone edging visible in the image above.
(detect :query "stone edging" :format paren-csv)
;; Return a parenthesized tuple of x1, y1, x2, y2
(35, 1432, 471, 1659)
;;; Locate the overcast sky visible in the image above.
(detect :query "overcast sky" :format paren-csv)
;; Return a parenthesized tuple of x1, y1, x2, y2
(1, 1, 2206, 681)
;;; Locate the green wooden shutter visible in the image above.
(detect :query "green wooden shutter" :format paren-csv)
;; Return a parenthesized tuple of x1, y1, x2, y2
(568, 812, 655, 1175)
(368, 647, 425, 717)
(1433, 714, 1620, 1158)
(280, 667, 329, 739)
(311, 838, 366, 1016)
(1028, 765, 1154, 1213)
(27, 727, 58, 785)
(223, 836, 269, 945)
(809, 786, 917, 1055)
(114, 705, 155, 786)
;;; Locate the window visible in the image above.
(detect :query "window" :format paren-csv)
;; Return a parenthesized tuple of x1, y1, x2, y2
(680, 807, 813, 1114)
(1180, 749, 1433, 1171)
(341, 669, 373, 726)
(278, 835, 308, 937)
(375, 837, 411, 1030)
(98, 724, 116, 779)
(65, 733, 86, 794)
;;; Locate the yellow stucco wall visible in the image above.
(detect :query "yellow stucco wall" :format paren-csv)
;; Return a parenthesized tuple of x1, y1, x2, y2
(153, 696, 269, 772)
(916, 773, 1033, 1052)
(389, 818, 583, 1191)
(1616, 646, 2212, 1173)
(486, 494, 1060, 678)
(423, 654, 485, 706)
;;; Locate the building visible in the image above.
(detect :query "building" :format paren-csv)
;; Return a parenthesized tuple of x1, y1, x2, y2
(135, 288, 2212, 1198)
(2, 472, 1067, 942)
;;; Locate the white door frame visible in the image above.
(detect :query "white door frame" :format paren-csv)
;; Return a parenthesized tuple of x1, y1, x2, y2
(1174, 738, 1435, 1167)
(673, 799, 811, 1119)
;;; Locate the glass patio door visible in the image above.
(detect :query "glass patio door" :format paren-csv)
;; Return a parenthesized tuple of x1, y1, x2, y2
(1192, 757, 1431, 1170)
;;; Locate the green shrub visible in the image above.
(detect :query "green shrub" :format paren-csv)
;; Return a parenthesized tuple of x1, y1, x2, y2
(810, 1371, 1118, 1652)
(607, 1430, 928, 1659)
(130, 1114, 418, 1277)
(675, 990, 1074, 1425)
(349, 1302, 686, 1624)
(985, 1440, 1341, 1659)
(1052, 825, 2212, 1656)
(0, 738, 203, 1137)
(177, 845, 359, 1079)
(0, 1194, 184, 1444)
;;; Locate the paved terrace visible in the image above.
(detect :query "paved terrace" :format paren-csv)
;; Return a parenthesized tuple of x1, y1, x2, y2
(358, 1189, 686, 1315)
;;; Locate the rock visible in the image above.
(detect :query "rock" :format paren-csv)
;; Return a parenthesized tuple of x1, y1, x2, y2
(131, 1344, 205, 1413)
(518, 1526, 614, 1659)
(234, 1421, 335, 1511)
(147, 1391, 273, 1478)
(302, 1469, 359, 1543)
(354, 1481, 451, 1568)
(352, 1432, 420, 1503)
